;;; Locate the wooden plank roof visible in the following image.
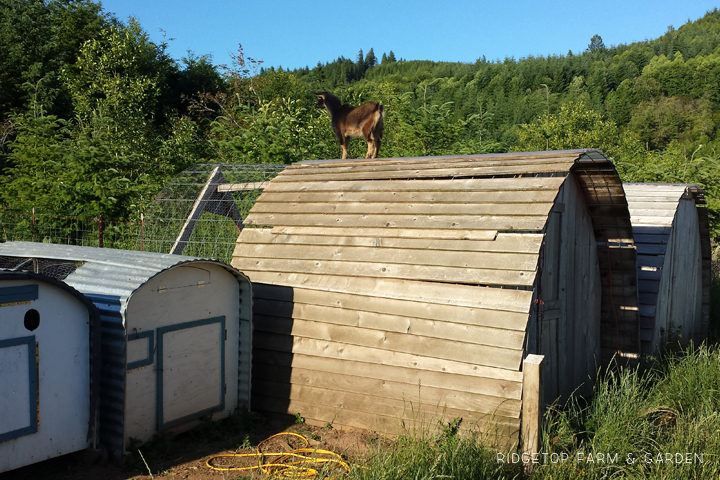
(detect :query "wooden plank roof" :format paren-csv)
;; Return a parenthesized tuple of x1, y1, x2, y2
(235, 149, 639, 354)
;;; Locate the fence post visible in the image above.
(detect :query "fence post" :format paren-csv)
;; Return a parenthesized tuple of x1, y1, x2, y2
(98, 213, 103, 248)
(140, 213, 145, 251)
(31, 207, 35, 242)
(522, 354, 544, 474)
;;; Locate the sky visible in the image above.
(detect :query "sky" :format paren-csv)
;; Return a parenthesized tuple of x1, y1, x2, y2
(98, 0, 720, 70)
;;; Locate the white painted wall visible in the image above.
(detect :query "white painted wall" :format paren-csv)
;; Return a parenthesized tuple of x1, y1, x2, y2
(0, 279, 91, 473)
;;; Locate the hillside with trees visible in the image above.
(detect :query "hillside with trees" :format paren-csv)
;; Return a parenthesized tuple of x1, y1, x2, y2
(2, 1, 720, 237)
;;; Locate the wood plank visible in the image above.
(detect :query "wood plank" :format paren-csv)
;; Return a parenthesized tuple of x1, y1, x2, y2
(521, 355, 544, 474)
(289, 151, 580, 169)
(267, 226, 499, 240)
(253, 332, 525, 382)
(256, 190, 561, 204)
(236, 258, 537, 286)
(217, 182, 269, 192)
(252, 284, 531, 331)
(625, 201, 682, 210)
(632, 226, 672, 235)
(630, 216, 677, 226)
(244, 213, 549, 231)
(253, 349, 523, 398)
(253, 319, 524, 370)
(637, 255, 665, 268)
(253, 381, 518, 436)
(251, 201, 555, 216)
(636, 244, 669, 255)
(633, 233, 670, 244)
(262, 177, 567, 193)
(252, 395, 520, 442)
(253, 365, 521, 416)
(252, 302, 526, 349)
(242, 272, 535, 314)
(272, 162, 576, 182)
(281, 156, 579, 175)
(241, 229, 543, 253)
(234, 243, 540, 271)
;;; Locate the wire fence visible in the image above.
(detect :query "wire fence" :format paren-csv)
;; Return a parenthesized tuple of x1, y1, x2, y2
(0, 209, 142, 251)
(0, 163, 287, 264)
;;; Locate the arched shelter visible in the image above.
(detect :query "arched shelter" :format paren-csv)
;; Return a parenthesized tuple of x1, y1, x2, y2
(232, 149, 638, 446)
(0, 242, 252, 459)
(624, 183, 711, 354)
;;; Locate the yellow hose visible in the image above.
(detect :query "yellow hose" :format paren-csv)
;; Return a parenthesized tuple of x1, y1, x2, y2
(206, 432, 356, 478)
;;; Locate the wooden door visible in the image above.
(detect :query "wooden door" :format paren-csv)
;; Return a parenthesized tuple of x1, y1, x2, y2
(156, 316, 226, 430)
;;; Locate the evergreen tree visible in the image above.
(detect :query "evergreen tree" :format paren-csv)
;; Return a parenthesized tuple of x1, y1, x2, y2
(365, 48, 377, 68)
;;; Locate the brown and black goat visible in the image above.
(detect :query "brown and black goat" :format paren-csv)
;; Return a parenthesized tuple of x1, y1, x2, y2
(314, 92, 384, 159)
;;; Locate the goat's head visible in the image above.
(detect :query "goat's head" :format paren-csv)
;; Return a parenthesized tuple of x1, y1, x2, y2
(314, 92, 329, 109)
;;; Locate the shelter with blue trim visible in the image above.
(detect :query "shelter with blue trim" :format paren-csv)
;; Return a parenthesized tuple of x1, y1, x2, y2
(0, 243, 252, 460)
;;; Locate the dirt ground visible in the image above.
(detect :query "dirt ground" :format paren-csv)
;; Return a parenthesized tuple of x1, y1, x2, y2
(0, 412, 381, 480)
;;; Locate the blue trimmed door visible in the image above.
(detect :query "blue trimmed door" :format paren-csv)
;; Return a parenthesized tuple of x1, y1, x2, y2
(156, 317, 226, 430)
(0, 336, 38, 442)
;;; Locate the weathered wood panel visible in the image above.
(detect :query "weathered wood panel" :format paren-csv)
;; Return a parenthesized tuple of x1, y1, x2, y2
(237, 258, 537, 286)
(235, 242, 540, 271)
(253, 334, 523, 383)
(253, 299, 526, 349)
(244, 212, 550, 231)
(240, 229, 542, 253)
(253, 350, 523, 398)
(250, 201, 555, 216)
(254, 316, 523, 370)
(246, 274, 535, 314)
(261, 177, 567, 193)
(272, 162, 576, 182)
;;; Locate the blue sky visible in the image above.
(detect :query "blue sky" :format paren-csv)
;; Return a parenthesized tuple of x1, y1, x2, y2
(98, 0, 719, 70)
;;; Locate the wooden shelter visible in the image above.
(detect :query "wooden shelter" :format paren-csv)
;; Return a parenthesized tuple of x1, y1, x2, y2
(0, 243, 252, 459)
(0, 271, 101, 473)
(232, 150, 638, 447)
(624, 183, 711, 354)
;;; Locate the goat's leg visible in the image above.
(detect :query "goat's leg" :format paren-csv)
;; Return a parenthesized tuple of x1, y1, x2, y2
(340, 136, 349, 159)
(373, 136, 381, 158)
(365, 139, 374, 159)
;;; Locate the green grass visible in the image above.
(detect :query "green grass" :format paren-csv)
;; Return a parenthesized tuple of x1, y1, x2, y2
(346, 419, 521, 480)
(532, 345, 720, 479)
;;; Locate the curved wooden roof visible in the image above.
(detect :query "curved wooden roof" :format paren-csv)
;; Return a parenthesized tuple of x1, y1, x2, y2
(234, 149, 639, 362)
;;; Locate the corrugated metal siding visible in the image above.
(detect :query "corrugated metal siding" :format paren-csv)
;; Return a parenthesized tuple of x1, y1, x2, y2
(86, 293, 126, 459)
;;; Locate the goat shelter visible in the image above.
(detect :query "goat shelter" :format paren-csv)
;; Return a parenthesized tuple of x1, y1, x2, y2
(232, 149, 639, 447)
(0, 242, 252, 459)
(624, 183, 711, 355)
(0, 271, 101, 473)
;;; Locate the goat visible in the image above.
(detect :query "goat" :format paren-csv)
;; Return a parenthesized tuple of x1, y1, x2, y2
(314, 91, 384, 159)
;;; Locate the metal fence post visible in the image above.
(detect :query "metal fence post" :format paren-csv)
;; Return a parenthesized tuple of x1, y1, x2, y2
(98, 213, 103, 248)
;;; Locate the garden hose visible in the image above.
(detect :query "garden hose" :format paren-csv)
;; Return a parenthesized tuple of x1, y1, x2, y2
(206, 432, 355, 478)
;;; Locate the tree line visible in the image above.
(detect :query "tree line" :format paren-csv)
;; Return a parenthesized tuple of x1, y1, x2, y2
(2, 1, 720, 237)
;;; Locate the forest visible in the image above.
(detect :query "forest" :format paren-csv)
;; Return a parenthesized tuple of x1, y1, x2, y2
(2, 1, 720, 238)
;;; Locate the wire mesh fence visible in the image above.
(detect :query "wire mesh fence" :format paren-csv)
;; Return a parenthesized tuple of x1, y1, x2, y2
(0, 163, 286, 264)
(138, 163, 286, 262)
(0, 210, 141, 250)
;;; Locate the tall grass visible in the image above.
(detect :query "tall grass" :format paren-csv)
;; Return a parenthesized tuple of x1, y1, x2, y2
(347, 419, 521, 480)
(532, 345, 720, 480)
